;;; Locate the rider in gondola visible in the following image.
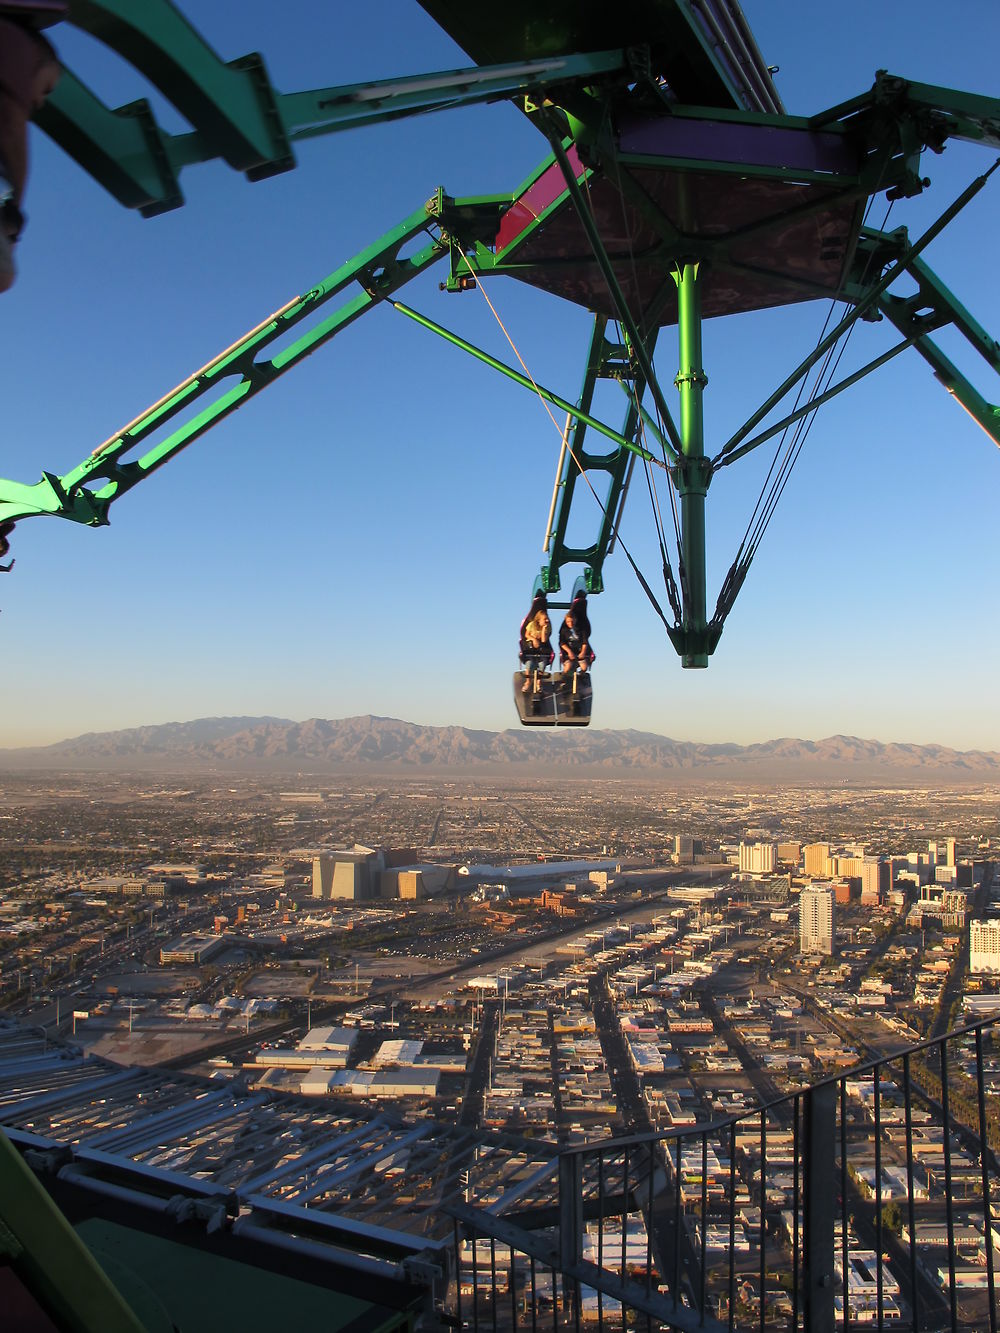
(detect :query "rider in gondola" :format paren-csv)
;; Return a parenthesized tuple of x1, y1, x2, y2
(519, 591, 554, 692)
(559, 590, 594, 680)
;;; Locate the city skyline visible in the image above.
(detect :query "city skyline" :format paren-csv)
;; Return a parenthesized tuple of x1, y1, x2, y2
(3, 0, 1000, 750)
(2, 764, 998, 1326)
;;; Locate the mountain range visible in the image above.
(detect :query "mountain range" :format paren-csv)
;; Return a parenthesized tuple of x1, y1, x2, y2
(1, 715, 999, 783)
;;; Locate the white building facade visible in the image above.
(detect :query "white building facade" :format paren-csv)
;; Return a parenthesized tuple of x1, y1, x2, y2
(970, 919, 1000, 974)
(799, 885, 835, 956)
(739, 841, 777, 875)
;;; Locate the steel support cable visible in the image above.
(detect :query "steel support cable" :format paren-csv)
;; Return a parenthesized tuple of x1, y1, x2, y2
(710, 190, 896, 630)
(456, 251, 679, 632)
(741, 197, 896, 566)
(743, 320, 846, 561)
(740, 191, 889, 554)
(580, 132, 685, 623)
(710, 317, 859, 629)
(712, 156, 1000, 472)
(594, 140, 686, 559)
(632, 405, 683, 622)
(745, 307, 860, 563)
(596, 208, 683, 612)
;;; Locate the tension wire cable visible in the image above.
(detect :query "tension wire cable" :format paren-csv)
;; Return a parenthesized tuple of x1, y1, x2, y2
(711, 189, 898, 631)
(589, 129, 686, 560)
(740, 195, 896, 569)
(456, 250, 679, 634)
(578, 133, 685, 623)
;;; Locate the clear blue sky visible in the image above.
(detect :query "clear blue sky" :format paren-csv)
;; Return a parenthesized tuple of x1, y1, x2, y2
(3, 1, 999, 750)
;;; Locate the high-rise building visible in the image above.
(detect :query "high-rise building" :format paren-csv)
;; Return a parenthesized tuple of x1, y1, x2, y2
(803, 843, 831, 878)
(945, 837, 957, 867)
(777, 842, 801, 869)
(799, 884, 835, 955)
(739, 841, 777, 875)
(833, 855, 865, 880)
(971, 920, 1000, 974)
(860, 858, 888, 904)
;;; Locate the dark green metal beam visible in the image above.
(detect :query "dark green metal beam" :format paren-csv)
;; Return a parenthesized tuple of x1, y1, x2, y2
(34, 69, 183, 216)
(540, 317, 657, 596)
(40, 0, 294, 195)
(275, 51, 628, 146)
(389, 301, 660, 468)
(811, 72, 1000, 151)
(39, 6, 627, 217)
(714, 159, 1000, 466)
(0, 203, 451, 529)
(541, 122, 684, 456)
(0, 1129, 146, 1333)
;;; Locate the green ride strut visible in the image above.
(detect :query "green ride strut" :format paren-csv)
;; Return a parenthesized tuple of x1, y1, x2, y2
(669, 259, 713, 668)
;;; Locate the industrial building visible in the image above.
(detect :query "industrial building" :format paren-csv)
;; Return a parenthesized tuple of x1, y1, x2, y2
(310, 846, 444, 900)
(312, 846, 385, 901)
(299, 1025, 359, 1061)
(159, 933, 227, 965)
(86, 876, 172, 901)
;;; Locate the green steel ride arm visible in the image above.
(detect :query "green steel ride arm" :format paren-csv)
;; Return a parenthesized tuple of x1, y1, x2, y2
(17, 0, 1000, 663)
(857, 230, 1000, 446)
(0, 191, 660, 534)
(0, 204, 450, 529)
(36, 0, 628, 216)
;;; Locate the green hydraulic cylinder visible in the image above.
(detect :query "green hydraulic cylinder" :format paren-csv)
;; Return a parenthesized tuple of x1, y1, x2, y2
(671, 260, 712, 667)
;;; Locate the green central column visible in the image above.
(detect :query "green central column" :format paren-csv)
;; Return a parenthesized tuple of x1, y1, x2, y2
(672, 260, 711, 668)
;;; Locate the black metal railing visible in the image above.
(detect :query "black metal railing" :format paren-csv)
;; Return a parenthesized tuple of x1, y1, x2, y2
(448, 1016, 1000, 1332)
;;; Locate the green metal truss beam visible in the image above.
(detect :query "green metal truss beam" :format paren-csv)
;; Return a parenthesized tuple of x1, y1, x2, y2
(811, 72, 1000, 151)
(539, 316, 663, 599)
(857, 229, 1000, 447)
(0, 202, 453, 529)
(37, 0, 627, 216)
(0, 189, 661, 536)
(713, 159, 999, 470)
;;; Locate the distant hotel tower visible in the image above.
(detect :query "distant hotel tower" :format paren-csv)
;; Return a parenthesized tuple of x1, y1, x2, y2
(803, 843, 831, 878)
(970, 920, 1000, 974)
(799, 884, 835, 955)
(738, 841, 776, 875)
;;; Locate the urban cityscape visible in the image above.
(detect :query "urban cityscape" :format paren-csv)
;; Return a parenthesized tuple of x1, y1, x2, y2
(3, 0, 1000, 1327)
(1, 769, 999, 1328)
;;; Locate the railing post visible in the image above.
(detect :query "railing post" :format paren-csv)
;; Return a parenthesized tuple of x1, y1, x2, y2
(803, 1081, 836, 1333)
(558, 1152, 584, 1273)
(559, 1152, 584, 1328)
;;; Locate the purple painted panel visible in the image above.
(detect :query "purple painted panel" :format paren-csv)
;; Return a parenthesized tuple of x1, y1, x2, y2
(489, 160, 863, 325)
(619, 115, 859, 177)
(495, 144, 587, 255)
